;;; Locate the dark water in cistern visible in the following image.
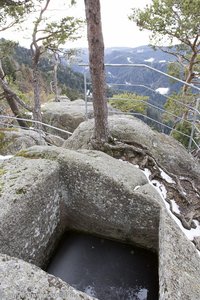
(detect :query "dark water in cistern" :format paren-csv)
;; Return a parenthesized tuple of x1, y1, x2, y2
(47, 232, 158, 300)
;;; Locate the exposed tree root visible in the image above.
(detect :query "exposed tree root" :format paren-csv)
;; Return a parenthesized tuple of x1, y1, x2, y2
(92, 138, 200, 232)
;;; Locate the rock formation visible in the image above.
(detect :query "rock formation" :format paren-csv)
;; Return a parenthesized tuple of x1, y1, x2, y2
(64, 115, 200, 235)
(0, 127, 65, 155)
(41, 98, 117, 139)
(0, 254, 96, 300)
(0, 114, 199, 299)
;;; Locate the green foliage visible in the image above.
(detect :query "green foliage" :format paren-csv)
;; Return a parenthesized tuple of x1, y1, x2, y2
(164, 92, 197, 123)
(164, 93, 200, 149)
(61, 85, 83, 101)
(1, 42, 84, 103)
(129, 0, 200, 85)
(109, 93, 148, 114)
(129, 0, 200, 46)
(167, 62, 182, 82)
(171, 121, 199, 149)
(130, 0, 200, 151)
(0, 1, 33, 31)
(43, 17, 84, 51)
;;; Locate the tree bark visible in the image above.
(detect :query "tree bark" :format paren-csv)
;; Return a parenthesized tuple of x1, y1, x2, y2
(0, 59, 29, 128)
(84, 0, 109, 144)
(32, 62, 42, 130)
(52, 52, 59, 102)
(30, 0, 51, 130)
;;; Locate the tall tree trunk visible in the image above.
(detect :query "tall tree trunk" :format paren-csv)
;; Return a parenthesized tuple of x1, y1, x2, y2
(32, 63, 42, 130)
(4, 96, 29, 128)
(84, 0, 109, 145)
(0, 59, 29, 128)
(53, 52, 59, 102)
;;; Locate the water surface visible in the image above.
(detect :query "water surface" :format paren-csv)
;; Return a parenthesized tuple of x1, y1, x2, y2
(47, 232, 158, 300)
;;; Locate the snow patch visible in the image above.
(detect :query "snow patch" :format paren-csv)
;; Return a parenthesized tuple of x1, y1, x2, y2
(125, 81, 132, 85)
(171, 199, 181, 214)
(127, 57, 133, 63)
(156, 87, 169, 95)
(144, 57, 155, 63)
(136, 288, 148, 300)
(159, 167, 175, 184)
(0, 155, 13, 160)
(141, 167, 200, 247)
(137, 49, 144, 53)
(159, 60, 166, 63)
(25, 112, 33, 116)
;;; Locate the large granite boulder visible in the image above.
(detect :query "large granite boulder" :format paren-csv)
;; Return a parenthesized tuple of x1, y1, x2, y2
(159, 210, 200, 300)
(42, 99, 117, 139)
(0, 146, 162, 255)
(0, 254, 96, 300)
(0, 155, 62, 267)
(0, 145, 200, 299)
(42, 99, 94, 139)
(64, 115, 200, 178)
(0, 128, 65, 155)
(0, 128, 47, 155)
(58, 148, 162, 250)
(64, 115, 200, 231)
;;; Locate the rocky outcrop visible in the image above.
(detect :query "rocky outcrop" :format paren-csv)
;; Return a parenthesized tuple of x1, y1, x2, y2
(0, 146, 163, 298)
(42, 99, 117, 139)
(0, 142, 200, 299)
(42, 99, 94, 139)
(0, 128, 47, 155)
(0, 146, 162, 258)
(64, 115, 200, 232)
(0, 128, 65, 155)
(0, 254, 96, 300)
(58, 148, 162, 250)
(159, 210, 200, 300)
(64, 115, 200, 178)
(0, 155, 61, 267)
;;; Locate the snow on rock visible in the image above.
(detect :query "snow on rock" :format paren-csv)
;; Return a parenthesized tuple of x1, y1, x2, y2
(144, 57, 155, 63)
(137, 49, 144, 53)
(155, 87, 169, 95)
(125, 81, 132, 86)
(159, 167, 175, 184)
(141, 166, 200, 247)
(25, 112, 33, 116)
(127, 57, 133, 63)
(0, 155, 13, 160)
(171, 199, 181, 214)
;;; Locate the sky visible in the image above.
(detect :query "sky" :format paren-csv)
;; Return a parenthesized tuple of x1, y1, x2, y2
(0, 0, 152, 49)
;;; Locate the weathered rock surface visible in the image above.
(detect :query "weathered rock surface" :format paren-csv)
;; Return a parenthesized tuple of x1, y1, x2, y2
(42, 99, 93, 139)
(0, 155, 62, 267)
(0, 144, 200, 299)
(0, 128, 66, 155)
(58, 148, 162, 250)
(159, 210, 200, 300)
(42, 99, 117, 139)
(0, 254, 96, 300)
(64, 115, 200, 229)
(64, 115, 200, 178)
(8, 146, 162, 251)
(0, 128, 47, 155)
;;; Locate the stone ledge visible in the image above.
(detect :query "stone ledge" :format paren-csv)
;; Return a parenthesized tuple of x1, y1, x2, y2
(0, 254, 96, 300)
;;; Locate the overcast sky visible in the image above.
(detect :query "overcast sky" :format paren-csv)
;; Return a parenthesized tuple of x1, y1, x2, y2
(0, 0, 152, 49)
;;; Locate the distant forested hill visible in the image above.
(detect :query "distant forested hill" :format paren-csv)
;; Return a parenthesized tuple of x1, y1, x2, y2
(3, 43, 85, 101)
(72, 45, 181, 107)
